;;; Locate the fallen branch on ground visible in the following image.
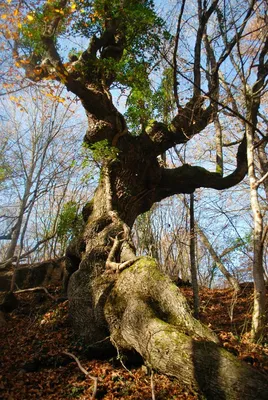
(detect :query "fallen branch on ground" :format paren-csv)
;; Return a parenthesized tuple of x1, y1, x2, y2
(63, 351, 98, 399)
(15, 286, 57, 301)
(150, 369, 156, 400)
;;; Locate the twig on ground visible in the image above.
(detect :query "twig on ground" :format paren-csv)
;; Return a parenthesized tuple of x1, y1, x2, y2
(63, 351, 98, 399)
(150, 369, 156, 400)
(110, 336, 134, 375)
(15, 286, 57, 301)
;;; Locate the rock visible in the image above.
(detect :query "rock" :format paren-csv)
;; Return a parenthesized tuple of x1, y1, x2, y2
(0, 257, 65, 292)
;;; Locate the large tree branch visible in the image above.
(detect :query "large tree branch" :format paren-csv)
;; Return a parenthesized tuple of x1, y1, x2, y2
(155, 136, 247, 200)
(140, 100, 214, 155)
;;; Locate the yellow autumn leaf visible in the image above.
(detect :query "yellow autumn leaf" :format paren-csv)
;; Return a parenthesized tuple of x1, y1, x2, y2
(20, 59, 30, 64)
(17, 22, 22, 28)
(27, 14, 34, 21)
(10, 95, 19, 101)
(1, 14, 7, 20)
(71, 3, 76, 9)
(14, 9, 18, 16)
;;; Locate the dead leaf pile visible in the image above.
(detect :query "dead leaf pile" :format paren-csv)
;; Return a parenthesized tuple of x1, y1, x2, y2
(0, 283, 267, 399)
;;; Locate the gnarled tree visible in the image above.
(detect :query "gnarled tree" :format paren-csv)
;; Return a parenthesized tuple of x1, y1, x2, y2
(10, 0, 268, 398)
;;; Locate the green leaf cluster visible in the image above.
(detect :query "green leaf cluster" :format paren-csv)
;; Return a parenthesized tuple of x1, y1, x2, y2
(153, 67, 176, 124)
(71, 0, 165, 80)
(123, 62, 153, 132)
(0, 167, 7, 188)
(124, 67, 176, 133)
(85, 139, 119, 163)
(72, 0, 164, 54)
(57, 201, 82, 242)
(0, 162, 12, 189)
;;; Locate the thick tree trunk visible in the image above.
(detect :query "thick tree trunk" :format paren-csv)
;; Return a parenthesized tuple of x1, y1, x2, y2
(67, 166, 268, 399)
(105, 259, 268, 400)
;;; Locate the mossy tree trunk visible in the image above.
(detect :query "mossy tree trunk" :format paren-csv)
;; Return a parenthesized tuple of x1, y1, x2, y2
(66, 160, 268, 399)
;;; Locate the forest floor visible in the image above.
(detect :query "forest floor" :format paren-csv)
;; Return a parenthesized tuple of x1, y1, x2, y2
(0, 283, 268, 400)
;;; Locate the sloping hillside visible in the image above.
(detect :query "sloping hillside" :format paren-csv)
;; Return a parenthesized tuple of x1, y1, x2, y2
(0, 284, 267, 400)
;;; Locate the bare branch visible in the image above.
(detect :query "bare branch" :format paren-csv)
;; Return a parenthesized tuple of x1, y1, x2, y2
(223, 140, 242, 147)
(63, 351, 98, 399)
(254, 171, 268, 189)
(262, 225, 268, 244)
(0, 234, 12, 240)
(0, 232, 56, 270)
(15, 287, 57, 301)
(215, 0, 257, 76)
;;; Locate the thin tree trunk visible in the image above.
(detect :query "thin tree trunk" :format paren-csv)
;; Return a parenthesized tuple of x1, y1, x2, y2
(189, 193, 199, 318)
(4, 178, 32, 262)
(197, 228, 241, 291)
(181, 195, 240, 291)
(257, 140, 268, 201)
(246, 123, 266, 342)
(214, 115, 224, 176)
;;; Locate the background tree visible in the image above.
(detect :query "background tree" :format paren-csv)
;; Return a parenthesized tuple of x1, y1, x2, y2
(0, 87, 90, 269)
(209, 6, 268, 340)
